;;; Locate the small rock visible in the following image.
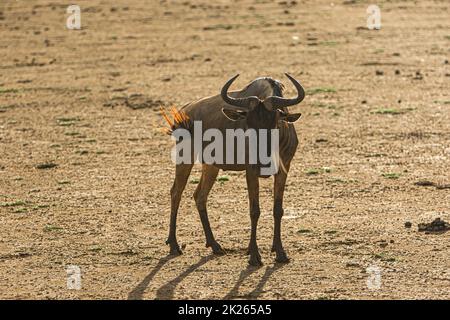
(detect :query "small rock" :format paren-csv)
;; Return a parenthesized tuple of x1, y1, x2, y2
(346, 261, 360, 268)
(125, 94, 166, 110)
(418, 218, 449, 233)
(414, 180, 435, 187)
(375, 70, 384, 76)
(413, 71, 423, 80)
(36, 163, 57, 170)
(404, 221, 412, 228)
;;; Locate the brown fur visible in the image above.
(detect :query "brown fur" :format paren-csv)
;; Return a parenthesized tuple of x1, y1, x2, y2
(165, 76, 302, 266)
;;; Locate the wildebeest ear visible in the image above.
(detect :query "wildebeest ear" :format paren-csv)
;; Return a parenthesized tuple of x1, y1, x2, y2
(222, 108, 247, 121)
(280, 112, 302, 123)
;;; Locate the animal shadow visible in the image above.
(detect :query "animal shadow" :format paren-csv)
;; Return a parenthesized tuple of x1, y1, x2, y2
(128, 254, 285, 300)
(224, 262, 285, 299)
(128, 255, 176, 300)
(128, 254, 217, 300)
(155, 254, 217, 300)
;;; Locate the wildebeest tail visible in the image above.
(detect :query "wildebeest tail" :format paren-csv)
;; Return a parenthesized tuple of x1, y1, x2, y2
(160, 106, 192, 135)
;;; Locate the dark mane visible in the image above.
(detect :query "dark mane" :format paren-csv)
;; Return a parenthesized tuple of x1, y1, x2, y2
(262, 77, 285, 97)
(238, 77, 285, 99)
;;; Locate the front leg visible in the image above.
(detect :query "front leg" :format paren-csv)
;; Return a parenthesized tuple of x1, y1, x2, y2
(272, 169, 290, 263)
(246, 169, 262, 266)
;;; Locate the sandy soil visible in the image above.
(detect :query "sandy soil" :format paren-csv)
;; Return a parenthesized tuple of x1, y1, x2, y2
(0, 0, 449, 299)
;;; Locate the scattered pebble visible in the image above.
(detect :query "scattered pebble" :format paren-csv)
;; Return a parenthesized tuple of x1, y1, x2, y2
(418, 218, 449, 233)
(414, 180, 435, 187)
(413, 71, 423, 80)
(35, 163, 57, 170)
(414, 180, 449, 190)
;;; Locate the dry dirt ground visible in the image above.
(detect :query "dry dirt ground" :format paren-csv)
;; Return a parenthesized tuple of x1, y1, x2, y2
(0, 0, 449, 300)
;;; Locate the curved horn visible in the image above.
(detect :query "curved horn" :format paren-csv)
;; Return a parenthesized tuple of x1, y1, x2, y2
(263, 73, 305, 109)
(221, 74, 260, 110)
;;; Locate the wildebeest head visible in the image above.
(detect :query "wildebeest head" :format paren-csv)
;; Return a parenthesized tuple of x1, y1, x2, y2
(221, 73, 304, 129)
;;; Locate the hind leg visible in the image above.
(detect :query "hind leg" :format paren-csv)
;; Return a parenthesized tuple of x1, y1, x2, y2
(194, 164, 224, 255)
(166, 163, 193, 255)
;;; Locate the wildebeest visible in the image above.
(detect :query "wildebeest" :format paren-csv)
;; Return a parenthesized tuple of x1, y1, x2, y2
(164, 74, 305, 265)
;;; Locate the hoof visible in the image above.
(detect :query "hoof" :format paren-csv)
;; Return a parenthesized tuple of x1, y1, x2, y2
(274, 251, 290, 263)
(169, 247, 183, 256)
(275, 254, 290, 264)
(208, 242, 226, 255)
(166, 239, 183, 256)
(248, 253, 263, 266)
